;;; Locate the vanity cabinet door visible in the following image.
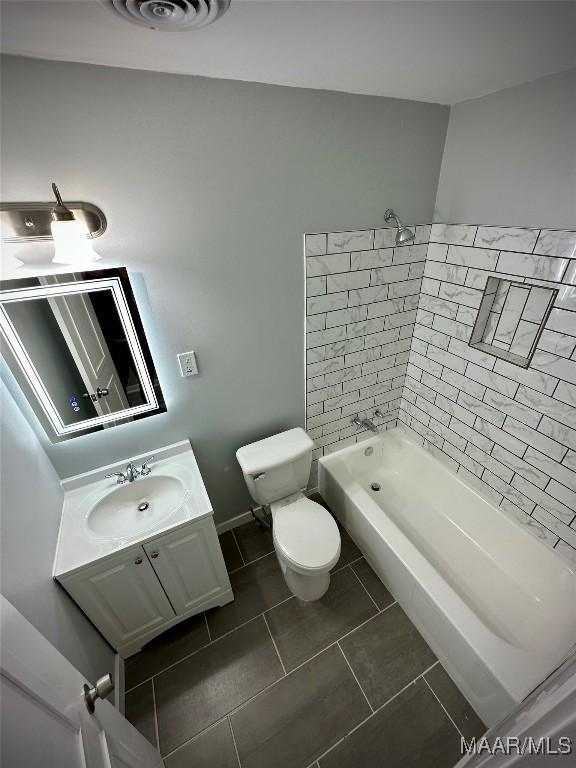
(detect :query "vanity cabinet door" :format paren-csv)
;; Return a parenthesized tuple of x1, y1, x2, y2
(143, 519, 231, 615)
(61, 546, 176, 651)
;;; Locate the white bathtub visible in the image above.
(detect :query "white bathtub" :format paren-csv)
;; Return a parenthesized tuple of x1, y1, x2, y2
(318, 428, 576, 727)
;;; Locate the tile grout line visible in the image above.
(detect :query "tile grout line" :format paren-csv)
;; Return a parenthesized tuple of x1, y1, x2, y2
(204, 611, 212, 643)
(125, 595, 296, 694)
(313, 658, 441, 765)
(228, 715, 242, 768)
(227, 548, 275, 575)
(162, 716, 230, 761)
(348, 561, 381, 611)
(150, 677, 160, 754)
(231, 528, 246, 566)
(262, 612, 287, 676)
(423, 675, 466, 742)
(336, 640, 373, 713)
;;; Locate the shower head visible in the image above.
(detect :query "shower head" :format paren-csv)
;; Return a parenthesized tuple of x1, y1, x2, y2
(384, 209, 415, 246)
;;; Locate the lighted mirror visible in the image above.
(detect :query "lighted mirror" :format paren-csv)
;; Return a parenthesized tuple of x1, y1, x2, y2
(0, 268, 166, 441)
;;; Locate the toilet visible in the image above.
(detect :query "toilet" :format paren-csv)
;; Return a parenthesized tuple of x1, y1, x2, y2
(236, 428, 341, 601)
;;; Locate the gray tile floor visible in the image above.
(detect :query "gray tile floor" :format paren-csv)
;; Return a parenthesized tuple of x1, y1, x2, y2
(125, 500, 485, 767)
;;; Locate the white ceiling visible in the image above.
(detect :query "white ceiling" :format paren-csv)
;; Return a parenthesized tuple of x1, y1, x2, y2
(1, 0, 575, 105)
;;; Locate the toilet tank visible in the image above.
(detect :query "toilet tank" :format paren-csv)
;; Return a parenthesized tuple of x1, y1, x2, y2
(236, 428, 314, 506)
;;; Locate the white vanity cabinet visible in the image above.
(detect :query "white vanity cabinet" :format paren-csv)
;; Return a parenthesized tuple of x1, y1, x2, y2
(59, 516, 233, 657)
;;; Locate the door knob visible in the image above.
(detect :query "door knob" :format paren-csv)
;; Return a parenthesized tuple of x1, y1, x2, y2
(83, 673, 114, 714)
(96, 387, 109, 398)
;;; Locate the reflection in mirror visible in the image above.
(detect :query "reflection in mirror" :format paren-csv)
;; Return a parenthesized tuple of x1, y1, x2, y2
(0, 268, 166, 441)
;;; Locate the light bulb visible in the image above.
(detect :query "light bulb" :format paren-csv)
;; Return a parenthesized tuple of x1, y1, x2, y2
(51, 219, 101, 265)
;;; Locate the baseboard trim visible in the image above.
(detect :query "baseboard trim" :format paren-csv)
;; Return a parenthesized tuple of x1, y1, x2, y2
(215, 511, 253, 534)
(114, 652, 125, 714)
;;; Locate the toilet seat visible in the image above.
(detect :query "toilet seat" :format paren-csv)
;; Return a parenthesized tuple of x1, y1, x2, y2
(273, 497, 341, 574)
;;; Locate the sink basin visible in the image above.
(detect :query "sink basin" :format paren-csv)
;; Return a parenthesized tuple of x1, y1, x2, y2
(86, 475, 187, 540)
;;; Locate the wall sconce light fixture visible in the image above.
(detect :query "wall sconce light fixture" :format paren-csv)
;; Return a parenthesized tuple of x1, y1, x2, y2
(0, 184, 107, 265)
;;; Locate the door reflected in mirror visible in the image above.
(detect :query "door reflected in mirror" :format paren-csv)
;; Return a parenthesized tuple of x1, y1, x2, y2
(0, 268, 166, 440)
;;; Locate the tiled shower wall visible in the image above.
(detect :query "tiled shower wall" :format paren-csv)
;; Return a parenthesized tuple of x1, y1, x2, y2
(398, 223, 576, 566)
(304, 225, 430, 483)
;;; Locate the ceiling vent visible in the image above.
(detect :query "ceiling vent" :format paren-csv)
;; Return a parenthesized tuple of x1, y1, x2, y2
(97, 0, 231, 31)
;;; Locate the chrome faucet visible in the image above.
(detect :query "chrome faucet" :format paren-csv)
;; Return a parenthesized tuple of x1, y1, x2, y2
(352, 415, 380, 433)
(105, 456, 155, 484)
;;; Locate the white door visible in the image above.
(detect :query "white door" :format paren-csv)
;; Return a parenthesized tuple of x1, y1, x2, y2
(40, 274, 129, 417)
(60, 545, 175, 652)
(0, 595, 164, 768)
(144, 520, 231, 615)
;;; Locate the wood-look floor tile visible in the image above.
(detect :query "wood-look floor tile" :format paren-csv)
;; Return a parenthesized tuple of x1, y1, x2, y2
(266, 566, 377, 671)
(125, 613, 210, 690)
(207, 552, 290, 639)
(319, 678, 461, 768)
(230, 645, 371, 768)
(164, 719, 238, 768)
(339, 603, 436, 708)
(425, 664, 486, 741)
(154, 617, 283, 756)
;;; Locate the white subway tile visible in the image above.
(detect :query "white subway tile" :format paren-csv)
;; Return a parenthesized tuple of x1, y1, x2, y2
(370, 264, 410, 286)
(497, 251, 568, 281)
(366, 298, 405, 319)
(326, 271, 371, 293)
(432, 315, 471, 342)
(351, 248, 392, 271)
(483, 472, 534, 513)
(531, 349, 576, 384)
(466, 364, 518, 398)
(306, 402, 323, 418)
(537, 329, 576, 358)
(447, 245, 499, 270)
(441, 367, 485, 399)
(475, 418, 527, 457)
(306, 276, 326, 297)
(307, 382, 343, 405)
(414, 224, 431, 244)
(392, 244, 428, 265)
(325, 306, 368, 328)
(482, 387, 540, 427)
(438, 282, 482, 308)
(307, 292, 348, 316)
(305, 233, 327, 256)
(388, 278, 422, 299)
(413, 324, 450, 350)
(538, 416, 576, 452)
(324, 337, 364, 360)
(475, 226, 538, 253)
(449, 338, 496, 369)
(306, 325, 346, 349)
(524, 447, 576, 492)
(324, 364, 364, 387)
(328, 230, 374, 253)
(459, 468, 504, 506)
(458, 391, 505, 427)
(346, 318, 385, 339)
(491, 445, 548, 488)
(427, 243, 448, 262)
(363, 327, 401, 349)
(425, 261, 468, 284)
(545, 308, 576, 336)
(307, 346, 326, 364)
(307, 356, 345, 377)
(493, 359, 558, 395)
(504, 416, 566, 461)
(532, 507, 576, 545)
(306, 314, 326, 332)
(515, 385, 576, 428)
(456, 305, 477, 325)
(409, 262, 426, 279)
(430, 223, 477, 246)
(306, 252, 351, 277)
(347, 285, 389, 307)
(534, 230, 576, 259)
(342, 372, 377, 394)
(373, 228, 397, 249)
(554, 380, 576, 408)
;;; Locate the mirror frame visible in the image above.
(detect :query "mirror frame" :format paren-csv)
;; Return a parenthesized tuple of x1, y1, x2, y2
(0, 267, 166, 441)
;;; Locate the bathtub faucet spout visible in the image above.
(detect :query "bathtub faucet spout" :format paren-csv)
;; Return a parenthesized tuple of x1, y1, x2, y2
(352, 416, 380, 433)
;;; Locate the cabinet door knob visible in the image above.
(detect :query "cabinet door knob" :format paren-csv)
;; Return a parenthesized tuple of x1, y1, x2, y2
(134, 557, 143, 565)
(150, 551, 159, 559)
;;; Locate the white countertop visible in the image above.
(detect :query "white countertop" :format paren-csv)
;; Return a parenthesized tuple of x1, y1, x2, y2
(54, 440, 213, 578)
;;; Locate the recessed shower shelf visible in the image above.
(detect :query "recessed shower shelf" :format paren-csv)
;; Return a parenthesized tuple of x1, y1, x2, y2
(469, 277, 558, 368)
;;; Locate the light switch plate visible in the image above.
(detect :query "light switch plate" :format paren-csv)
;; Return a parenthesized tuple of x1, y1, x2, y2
(177, 351, 198, 377)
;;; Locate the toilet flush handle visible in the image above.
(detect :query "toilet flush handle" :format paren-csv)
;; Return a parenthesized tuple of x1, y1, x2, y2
(252, 472, 266, 481)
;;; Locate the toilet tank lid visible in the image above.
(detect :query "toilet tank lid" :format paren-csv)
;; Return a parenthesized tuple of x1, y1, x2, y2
(236, 428, 314, 475)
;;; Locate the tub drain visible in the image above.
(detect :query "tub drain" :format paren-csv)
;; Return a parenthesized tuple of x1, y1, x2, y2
(138, 502, 149, 512)
(370, 483, 381, 492)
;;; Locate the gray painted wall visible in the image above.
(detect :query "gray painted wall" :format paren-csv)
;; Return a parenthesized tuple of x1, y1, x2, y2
(434, 68, 576, 229)
(0, 381, 115, 683)
(1, 55, 449, 524)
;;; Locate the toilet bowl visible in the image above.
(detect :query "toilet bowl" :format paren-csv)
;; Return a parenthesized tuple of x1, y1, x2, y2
(236, 428, 341, 601)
